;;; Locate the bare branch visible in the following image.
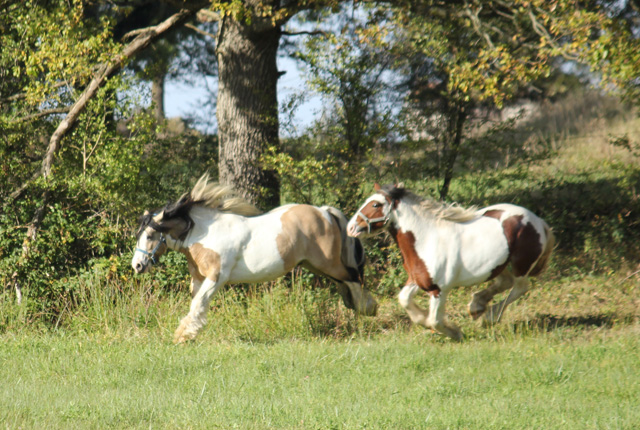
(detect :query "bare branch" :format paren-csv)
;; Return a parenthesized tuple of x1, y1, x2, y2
(528, 7, 580, 62)
(0, 82, 66, 105)
(121, 27, 154, 40)
(282, 29, 330, 38)
(463, 3, 496, 50)
(14, 107, 72, 123)
(196, 9, 220, 23)
(185, 22, 217, 39)
(7, 2, 209, 204)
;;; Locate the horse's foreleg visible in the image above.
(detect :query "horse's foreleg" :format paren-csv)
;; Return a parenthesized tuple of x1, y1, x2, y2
(481, 277, 529, 325)
(343, 281, 378, 316)
(174, 276, 224, 343)
(398, 284, 429, 327)
(427, 291, 463, 341)
(468, 271, 515, 320)
(190, 278, 203, 298)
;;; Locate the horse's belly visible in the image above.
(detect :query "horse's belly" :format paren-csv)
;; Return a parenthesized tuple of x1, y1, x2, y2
(228, 256, 288, 284)
(429, 221, 510, 287)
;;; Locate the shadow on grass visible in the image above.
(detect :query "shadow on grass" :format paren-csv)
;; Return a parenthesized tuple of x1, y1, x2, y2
(509, 312, 638, 333)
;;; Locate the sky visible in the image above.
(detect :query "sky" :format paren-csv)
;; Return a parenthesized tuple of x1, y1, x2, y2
(163, 56, 322, 135)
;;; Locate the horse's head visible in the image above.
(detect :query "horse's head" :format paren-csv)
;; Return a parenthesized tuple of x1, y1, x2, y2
(131, 194, 201, 274)
(131, 210, 170, 274)
(347, 183, 405, 237)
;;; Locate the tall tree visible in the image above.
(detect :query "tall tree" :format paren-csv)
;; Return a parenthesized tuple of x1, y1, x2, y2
(215, 2, 282, 209)
(213, 0, 340, 209)
(386, 0, 640, 199)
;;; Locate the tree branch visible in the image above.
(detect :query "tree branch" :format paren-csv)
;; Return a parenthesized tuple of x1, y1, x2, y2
(528, 7, 580, 62)
(14, 107, 71, 123)
(463, 3, 496, 50)
(282, 29, 330, 38)
(185, 22, 217, 39)
(7, 2, 208, 205)
(196, 9, 220, 22)
(0, 82, 66, 105)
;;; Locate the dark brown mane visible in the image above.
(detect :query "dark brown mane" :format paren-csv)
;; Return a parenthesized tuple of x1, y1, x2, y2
(379, 184, 408, 201)
(137, 194, 204, 240)
(136, 174, 260, 241)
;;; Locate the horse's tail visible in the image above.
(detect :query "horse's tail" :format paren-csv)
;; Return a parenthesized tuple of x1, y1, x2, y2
(322, 206, 366, 284)
(530, 222, 555, 277)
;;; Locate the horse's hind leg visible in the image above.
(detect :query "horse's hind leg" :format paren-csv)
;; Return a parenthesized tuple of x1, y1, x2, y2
(468, 271, 515, 320)
(481, 276, 530, 325)
(342, 281, 377, 316)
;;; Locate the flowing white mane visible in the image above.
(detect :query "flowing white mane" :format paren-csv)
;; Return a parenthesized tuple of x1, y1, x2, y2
(402, 191, 478, 223)
(189, 174, 262, 217)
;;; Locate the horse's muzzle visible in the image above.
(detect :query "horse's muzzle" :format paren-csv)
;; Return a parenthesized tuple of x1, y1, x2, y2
(132, 259, 150, 274)
(347, 221, 362, 237)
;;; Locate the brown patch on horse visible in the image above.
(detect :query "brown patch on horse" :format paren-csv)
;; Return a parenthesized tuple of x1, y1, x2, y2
(276, 205, 350, 280)
(529, 224, 554, 277)
(184, 243, 221, 283)
(510, 221, 543, 277)
(495, 214, 543, 277)
(355, 200, 388, 232)
(389, 226, 440, 297)
(482, 209, 504, 221)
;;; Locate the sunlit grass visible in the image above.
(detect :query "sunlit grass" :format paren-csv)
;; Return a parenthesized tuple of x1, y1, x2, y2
(1, 325, 639, 429)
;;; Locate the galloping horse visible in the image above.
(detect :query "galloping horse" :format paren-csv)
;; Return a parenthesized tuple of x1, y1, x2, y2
(347, 183, 554, 341)
(132, 175, 377, 343)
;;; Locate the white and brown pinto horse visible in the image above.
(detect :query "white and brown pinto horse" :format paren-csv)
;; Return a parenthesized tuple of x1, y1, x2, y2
(347, 184, 554, 341)
(132, 175, 377, 343)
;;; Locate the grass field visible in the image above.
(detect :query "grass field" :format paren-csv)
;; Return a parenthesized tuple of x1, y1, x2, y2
(2, 325, 639, 429)
(1, 93, 640, 429)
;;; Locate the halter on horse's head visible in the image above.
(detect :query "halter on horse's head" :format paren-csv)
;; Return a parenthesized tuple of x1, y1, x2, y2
(132, 211, 169, 273)
(347, 183, 406, 237)
(132, 197, 199, 273)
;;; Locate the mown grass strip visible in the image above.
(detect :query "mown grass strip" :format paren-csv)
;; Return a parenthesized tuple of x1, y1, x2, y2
(1, 327, 639, 429)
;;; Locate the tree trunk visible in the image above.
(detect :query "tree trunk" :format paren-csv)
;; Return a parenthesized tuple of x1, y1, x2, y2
(439, 105, 467, 201)
(216, 16, 281, 210)
(151, 71, 166, 123)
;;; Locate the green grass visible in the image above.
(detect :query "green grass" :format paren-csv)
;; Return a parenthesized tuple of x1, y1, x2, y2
(1, 327, 639, 429)
(2, 93, 640, 429)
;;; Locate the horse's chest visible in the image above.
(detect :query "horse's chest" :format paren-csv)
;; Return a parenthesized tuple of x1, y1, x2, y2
(392, 228, 439, 293)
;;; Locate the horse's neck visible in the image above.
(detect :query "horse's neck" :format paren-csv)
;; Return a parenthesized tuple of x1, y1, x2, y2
(165, 234, 181, 251)
(171, 206, 224, 251)
(392, 200, 438, 233)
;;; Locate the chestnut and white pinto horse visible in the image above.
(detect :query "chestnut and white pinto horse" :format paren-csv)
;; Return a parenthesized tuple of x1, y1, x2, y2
(132, 175, 377, 343)
(347, 183, 554, 341)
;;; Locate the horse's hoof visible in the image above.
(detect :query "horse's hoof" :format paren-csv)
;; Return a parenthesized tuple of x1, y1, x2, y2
(469, 309, 485, 320)
(468, 303, 486, 320)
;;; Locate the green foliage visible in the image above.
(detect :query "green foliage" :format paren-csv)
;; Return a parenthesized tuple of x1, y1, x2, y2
(0, 1, 218, 317)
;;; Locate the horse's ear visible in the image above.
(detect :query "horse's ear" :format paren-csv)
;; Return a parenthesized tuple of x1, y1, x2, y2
(396, 182, 405, 189)
(143, 210, 150, 216)
(153, 210, 164, 222)
(374, 183, 381, 191)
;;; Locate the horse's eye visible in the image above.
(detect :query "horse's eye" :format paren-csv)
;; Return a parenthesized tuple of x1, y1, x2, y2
(372, 203, 381, 208)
